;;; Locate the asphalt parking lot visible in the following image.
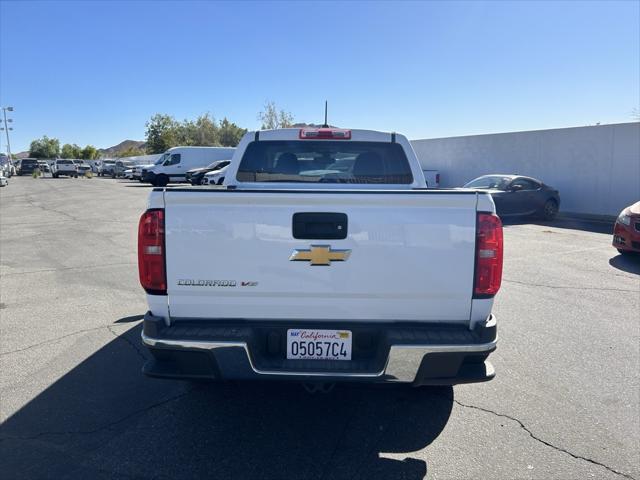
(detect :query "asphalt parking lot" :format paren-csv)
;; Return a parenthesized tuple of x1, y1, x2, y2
(1, 176, 638, 480)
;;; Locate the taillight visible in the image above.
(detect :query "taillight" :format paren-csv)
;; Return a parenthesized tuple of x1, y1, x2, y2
(299, 128, 351, 140)
(138, 209, 166, 295)
(474, 213, 503, 298)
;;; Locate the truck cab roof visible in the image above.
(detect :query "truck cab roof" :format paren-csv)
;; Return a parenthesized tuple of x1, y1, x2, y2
(224, 128, 427, 190)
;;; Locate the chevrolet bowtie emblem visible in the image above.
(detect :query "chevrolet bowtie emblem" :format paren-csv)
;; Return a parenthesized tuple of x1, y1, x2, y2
(289, 245, 351, 266)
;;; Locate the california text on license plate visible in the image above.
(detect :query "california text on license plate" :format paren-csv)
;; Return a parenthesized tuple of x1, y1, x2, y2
(286, 329, 352, 360)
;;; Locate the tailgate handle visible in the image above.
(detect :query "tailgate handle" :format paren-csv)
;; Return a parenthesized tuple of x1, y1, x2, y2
(292, 213, 348, 240)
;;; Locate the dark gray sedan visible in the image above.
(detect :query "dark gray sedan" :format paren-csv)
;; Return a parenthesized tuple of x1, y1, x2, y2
(463, 174, 560, 220)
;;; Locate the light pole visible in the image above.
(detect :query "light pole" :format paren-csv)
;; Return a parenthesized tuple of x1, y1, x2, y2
(1, 106, 14, 159)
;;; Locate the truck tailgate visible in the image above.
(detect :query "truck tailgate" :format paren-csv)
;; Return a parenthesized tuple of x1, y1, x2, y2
(163, 190, 478, 322)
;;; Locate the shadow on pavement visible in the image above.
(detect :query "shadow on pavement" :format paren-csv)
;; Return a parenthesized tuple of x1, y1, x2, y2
(501, 216, 614, 235)
(35, 176, 87, 180)
(0, 322, 453, 479)
(609, 254, 640, 275)
(113, 314, 145, 323)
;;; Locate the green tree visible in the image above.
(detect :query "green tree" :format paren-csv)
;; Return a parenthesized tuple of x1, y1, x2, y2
(218, 118, 246, 146)
(29, 136, 60, 158)
(193, 113, 219, 145)
(81, 145, 99, 160)
(177, 114, 220, 146)
(61, 143, 82, 159)
(145, 114, 179, 154)
(258, 101, 293, 130)
(176, 119, 197, 146)
(145, 112, 249, 151)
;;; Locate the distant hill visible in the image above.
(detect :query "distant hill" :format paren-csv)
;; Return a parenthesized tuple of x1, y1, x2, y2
(98, 140, 146, 157)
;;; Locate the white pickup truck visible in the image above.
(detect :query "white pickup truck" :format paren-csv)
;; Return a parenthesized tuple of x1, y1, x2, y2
(52, 159, 79, 178)
(138, 128, 502, 386)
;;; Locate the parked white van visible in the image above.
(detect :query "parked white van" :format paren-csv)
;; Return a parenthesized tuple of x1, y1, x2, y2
(141, 146, 236, 187)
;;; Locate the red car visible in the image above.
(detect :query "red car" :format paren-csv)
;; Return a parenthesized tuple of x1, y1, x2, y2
(613, 201, 640, 255)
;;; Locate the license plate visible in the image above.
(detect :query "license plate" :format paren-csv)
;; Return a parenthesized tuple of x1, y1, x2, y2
(287, 329, 352, 361)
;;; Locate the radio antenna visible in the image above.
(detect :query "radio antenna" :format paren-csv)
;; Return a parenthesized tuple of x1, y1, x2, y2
(322, 101, 329, 128)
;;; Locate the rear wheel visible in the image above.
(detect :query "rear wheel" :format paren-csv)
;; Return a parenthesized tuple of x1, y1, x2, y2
(154, 175, 169, 187)
(541, 199, 558, 221)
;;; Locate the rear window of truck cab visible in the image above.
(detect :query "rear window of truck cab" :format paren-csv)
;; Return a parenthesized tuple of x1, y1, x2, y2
(236, 141, 413, 184)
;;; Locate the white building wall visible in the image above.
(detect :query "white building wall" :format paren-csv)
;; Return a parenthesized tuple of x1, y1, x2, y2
(411, 122, 640, 216)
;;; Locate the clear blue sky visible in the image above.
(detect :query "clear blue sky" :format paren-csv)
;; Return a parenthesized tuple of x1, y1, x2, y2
(1, 0, 638, 153)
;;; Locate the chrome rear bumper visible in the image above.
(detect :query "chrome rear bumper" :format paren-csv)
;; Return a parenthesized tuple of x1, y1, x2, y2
(141, 313, 497, 385)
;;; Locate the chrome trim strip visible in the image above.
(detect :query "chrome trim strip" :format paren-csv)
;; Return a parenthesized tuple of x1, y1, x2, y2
(141, 333, 497, 382)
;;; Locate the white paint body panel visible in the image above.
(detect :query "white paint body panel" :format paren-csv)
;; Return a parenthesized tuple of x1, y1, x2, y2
(162, 190, 480, 322)
(147, 294, 169, 321)
(147, 129, 497, 326)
